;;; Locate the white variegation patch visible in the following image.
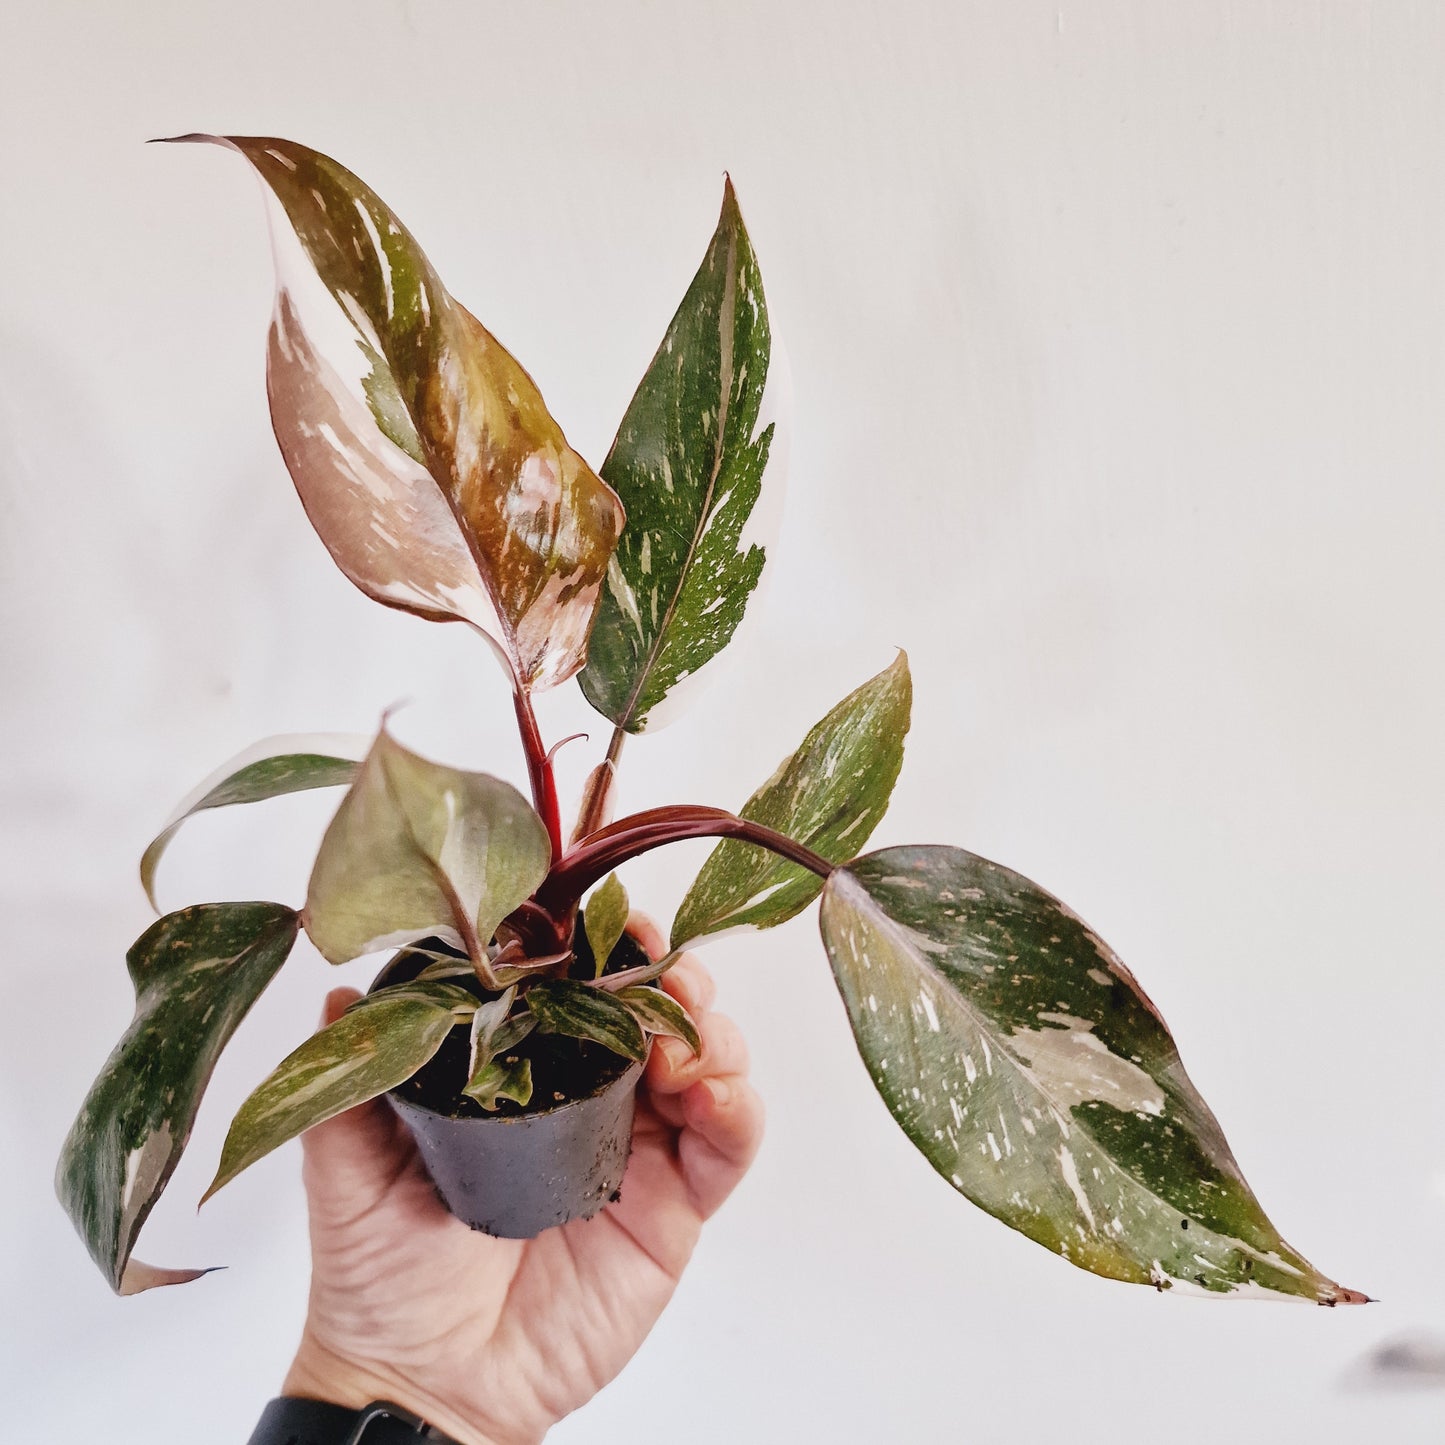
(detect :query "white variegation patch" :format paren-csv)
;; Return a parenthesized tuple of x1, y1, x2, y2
(639, 332, 791, 733)
(172, 134, 624, 694)
(819, 848, 1366, 1305)
(56, 902, 300, 1293)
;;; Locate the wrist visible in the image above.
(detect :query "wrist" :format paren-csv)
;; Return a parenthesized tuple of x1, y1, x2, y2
(284, 1337, 514, 1445)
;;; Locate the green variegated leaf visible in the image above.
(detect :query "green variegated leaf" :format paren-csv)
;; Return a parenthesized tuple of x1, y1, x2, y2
(56, 902, 299, 1293)
(304, 727, 551, 965)
(463, 989, 537, 1111)
(416, 958, 482, 982)
(463, 1056, 534, 1110)
(525, 980, 648, 1062)
(205, 993, 458, 1199)
(672, 653, 910, 947)
(818, 847, 1365, 1304)
(465, 985, 537, 1078)
(140, 733, 366, 909)
(352, 979, 480, 1015)
(165, 135, 624, 691)
(584, 873, 630, 978)
(580, 178, 786, 732)
(617, 986, 701, 1055)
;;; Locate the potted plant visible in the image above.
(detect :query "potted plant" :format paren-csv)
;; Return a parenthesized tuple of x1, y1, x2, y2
(58, 134, 1364, 1308)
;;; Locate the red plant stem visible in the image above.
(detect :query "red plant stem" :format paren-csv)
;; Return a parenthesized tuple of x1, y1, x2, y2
(536, 805, 834, 919)
(513, 687, 563, 863)
(504, 898, 572, 955)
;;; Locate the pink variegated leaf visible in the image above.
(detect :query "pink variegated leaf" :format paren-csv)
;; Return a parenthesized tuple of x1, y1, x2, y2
(163, 135, 624, 691)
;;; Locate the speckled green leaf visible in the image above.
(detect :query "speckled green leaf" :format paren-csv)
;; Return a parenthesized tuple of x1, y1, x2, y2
(584, 873, 630, 978)
(56, 902, 299, 1292)
(617, 986, 701, 1055)
(165, 135, 623, 691)
(580, 178, 787, 732)
(140, 733, 366, 910)
(304, 727, 551, 965)
(819, 846, 1365, 1304)
(672, 653, 910, 948)
(525, 980, 647, 1062)
(205, 993, 458, 1200)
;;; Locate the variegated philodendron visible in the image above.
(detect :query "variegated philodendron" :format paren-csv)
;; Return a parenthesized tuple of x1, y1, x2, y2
(59, 137, 1363, 1316)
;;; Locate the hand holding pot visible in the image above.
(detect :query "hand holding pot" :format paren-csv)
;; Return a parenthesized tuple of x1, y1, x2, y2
(281, 918, 763, 1445)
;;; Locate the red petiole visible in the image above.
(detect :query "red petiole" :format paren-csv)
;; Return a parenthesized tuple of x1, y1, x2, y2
(508, 687, 833, 971)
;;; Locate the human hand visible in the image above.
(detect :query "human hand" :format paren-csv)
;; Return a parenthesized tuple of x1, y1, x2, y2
(280, 917, 764, 1445)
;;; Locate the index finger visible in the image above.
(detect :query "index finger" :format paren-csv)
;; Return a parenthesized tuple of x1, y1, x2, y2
(626, 911, 716, 1014)
(659, 951, 715, 1016)
(625, 911, 667, 961)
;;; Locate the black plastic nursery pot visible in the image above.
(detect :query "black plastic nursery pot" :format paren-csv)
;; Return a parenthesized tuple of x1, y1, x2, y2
(369, 938, 648, 1238)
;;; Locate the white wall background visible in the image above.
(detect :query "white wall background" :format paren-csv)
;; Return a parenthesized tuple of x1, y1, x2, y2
(4, 1, 1443, 1439)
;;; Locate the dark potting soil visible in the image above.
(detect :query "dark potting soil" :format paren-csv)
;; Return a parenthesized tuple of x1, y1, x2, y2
(382, 930, 651, 1122)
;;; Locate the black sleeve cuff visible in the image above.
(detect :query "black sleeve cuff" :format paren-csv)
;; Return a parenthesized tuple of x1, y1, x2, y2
(247, 1396, 461, 1444)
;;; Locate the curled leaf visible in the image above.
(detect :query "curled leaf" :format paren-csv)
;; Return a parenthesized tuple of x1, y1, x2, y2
(463, 1057, 534, 1111)
(140, 733, 366, 910)
(56, 903, 299, 1292)
(465, 985, 538, 1083)
(819, 846, 1365, 1304)
(165, 135, 624, 690)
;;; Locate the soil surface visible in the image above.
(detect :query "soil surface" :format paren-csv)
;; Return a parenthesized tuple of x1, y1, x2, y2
(380, 930, 651, 1121)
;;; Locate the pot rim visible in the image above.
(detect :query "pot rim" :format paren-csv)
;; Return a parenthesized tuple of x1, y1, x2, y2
(386, 1053, 645, 1126)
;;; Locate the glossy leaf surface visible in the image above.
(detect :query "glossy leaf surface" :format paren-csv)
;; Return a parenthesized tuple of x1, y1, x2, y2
(206, 993, 458, 1199)
(617, 986, 701, 1055)
(171, 135, 624, 690)
(525, 980, 647, 1062)
(818, 846, 1365, 1304)
(140, 734, 366, 909)
(56, 903, 299, 1292)
(304, 728, 550, 965)
(580, 178, 786, 731)
(583, 873, 629, 977)
(672, 653, 910, 947)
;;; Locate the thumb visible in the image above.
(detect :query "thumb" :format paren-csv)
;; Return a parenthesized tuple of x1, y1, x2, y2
(297, 987, 417, 1224)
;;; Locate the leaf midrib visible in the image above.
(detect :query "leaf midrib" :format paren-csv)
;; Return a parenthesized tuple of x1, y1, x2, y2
(614, 224, 741, 731)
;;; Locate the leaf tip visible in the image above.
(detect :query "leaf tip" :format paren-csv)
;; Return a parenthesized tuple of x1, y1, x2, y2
(147, 132, 225, 149)
(197, 1171, 229, 1209)
(117, 1260, 226, 1296)
(719, 172, 744, 226)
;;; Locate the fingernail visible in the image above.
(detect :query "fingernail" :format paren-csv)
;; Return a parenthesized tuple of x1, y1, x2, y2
(704, 1077, 732, 1108)
(658, 1037, 693, 1069)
